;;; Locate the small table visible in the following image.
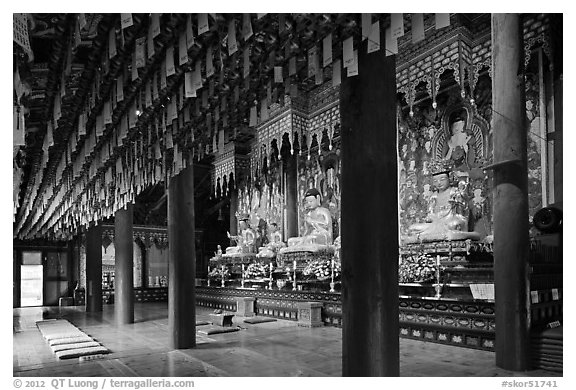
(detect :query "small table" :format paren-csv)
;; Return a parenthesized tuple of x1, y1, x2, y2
(209, 313, 235, 327)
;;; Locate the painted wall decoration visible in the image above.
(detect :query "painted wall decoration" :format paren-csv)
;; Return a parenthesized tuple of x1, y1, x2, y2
(237, 156, 284, 247)
(80, 243, 86, 289)
(297, 146, 342, 239)
(397, 90, 493, 239)
(524, 71, 544, 220)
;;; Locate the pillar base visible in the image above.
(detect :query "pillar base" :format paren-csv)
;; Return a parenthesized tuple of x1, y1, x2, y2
(236, 297, 256, 317)
(297, 302, 323, 327)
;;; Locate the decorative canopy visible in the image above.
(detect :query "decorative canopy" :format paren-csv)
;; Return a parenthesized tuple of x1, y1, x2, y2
(13, 13, 555, 241)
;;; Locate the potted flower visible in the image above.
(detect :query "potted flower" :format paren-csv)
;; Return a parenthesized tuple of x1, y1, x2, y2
(243, 263, 269, 280)
(303, 259, 341, 281)
(399, 254, 440, 283)
(208, 266, 230, 281)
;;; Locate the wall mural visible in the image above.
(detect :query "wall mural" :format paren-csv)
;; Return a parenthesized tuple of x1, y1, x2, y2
(525, 71, 544, 219)
(397, 86, 493, 240)
(237, 156, 284, 247)
(232, 66, 546, 244)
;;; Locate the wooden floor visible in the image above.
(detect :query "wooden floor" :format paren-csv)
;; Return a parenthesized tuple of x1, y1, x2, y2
(13, 303, 559, 377)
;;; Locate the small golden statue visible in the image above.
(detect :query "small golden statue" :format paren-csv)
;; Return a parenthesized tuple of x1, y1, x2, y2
(280, 188, 333, 253)
(256, 222, 286, 258)
(223, 213, 256, 257)
(404, 159, 480, 244)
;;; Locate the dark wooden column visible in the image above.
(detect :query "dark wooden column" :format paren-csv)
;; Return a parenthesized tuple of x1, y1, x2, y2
(114, 203, 134, 324)
(67, 240, 75, 296)
(229, 187, 238, 236)
(491, 13, 530, 371)
(73, 236, 81, 287)
(167, 163, 196, 349)
(140, 243, 148, 288)
(550, 13, 563, 203)
(340, 36, 399, 376)
(13, 250, 20, 308)
(85, 224, 103, 312)
(285, 152, 299, 238)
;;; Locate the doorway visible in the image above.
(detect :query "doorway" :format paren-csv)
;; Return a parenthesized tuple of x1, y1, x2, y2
(20, 251, 43, 307)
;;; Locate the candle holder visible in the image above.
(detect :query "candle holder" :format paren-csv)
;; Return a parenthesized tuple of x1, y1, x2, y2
(434, 284, 442, 299)
(221, 265, 226, 288)
(268, 262, 273, 290)
(329, 258, 336, 292)
(435, 255, 442, 299)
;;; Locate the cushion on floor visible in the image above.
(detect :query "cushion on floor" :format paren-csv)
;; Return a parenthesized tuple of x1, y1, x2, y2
(530, 345, 563, 354)
(197, 326, 240, 335)
(52, 341, 101, 353)
(531, 338, 563, 346)
(55, 346, 109, 360)
(36, 319, 108, 359)
(44, 332, 86, 341)
(243, 317, 278, 324)
(532, 327, 563, 340)
(49, 336, 94, 346)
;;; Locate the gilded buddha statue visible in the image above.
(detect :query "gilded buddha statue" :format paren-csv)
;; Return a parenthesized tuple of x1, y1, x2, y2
(280, 188, 333, 253)
(256, 222, 286, 258)
(403, 160, 480, 244)
(223, 214, 256, 257)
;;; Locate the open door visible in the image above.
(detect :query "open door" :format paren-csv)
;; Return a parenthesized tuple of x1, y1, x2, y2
(20, 251, 43, 307)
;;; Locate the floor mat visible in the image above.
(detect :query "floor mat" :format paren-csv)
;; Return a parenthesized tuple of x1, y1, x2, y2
(36, 319, 109, 360)
(243, 317, 278, 324)
(56, 346, 109, 360)
(52, 341, 101, 353)
(197, 326, 240, 335)
(49, 336, 94, 346)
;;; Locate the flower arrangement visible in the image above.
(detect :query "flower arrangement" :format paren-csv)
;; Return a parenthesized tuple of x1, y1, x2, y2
(243, 263, 269, 279)
(208, 266, 230, 280)
(398, 254, 438, 283)
(303, 259, 341, 281)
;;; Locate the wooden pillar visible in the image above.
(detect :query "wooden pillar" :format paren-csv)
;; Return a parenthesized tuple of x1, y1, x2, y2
(550, 13, 563, 203)
(491, 13, 530, 371)
(85, 224, 103, 312)
(140, 243, 148, 288)
(114, 203, 134, 324)
(73, 236, 81, 287)
(229, 188, 238, 236)
(285, 153, 299, 238)
(167, 164, 196, 349)
(13, 250, 20, 308)
(340, 36, 399, 376)
(67, 240, 75, 296)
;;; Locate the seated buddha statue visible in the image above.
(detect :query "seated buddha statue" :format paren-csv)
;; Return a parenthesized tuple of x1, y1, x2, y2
(257, 222, 286, 258)
(280, 188, 334, 253)
(224, 215, 256, 256)
(404, 162, 480, 243)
